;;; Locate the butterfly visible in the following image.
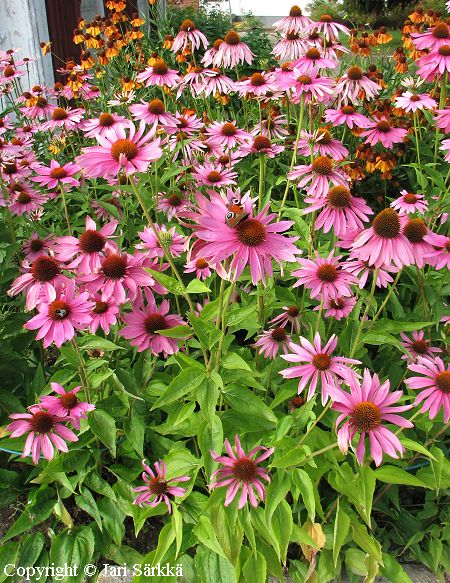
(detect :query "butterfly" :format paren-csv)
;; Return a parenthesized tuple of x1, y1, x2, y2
(55, 309, 67, 318)
(225, 197, 249, 228)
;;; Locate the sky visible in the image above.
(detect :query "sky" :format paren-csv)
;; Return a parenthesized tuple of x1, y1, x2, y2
(215, 0, 308, 18)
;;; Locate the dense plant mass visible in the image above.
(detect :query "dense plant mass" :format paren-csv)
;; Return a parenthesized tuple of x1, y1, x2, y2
(0, 1, 449, 581)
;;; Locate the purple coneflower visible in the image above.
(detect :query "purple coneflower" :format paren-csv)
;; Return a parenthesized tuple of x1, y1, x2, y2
(133, 459, 189, 514)
(209, 435, 274, 509)
(406, 356, 450, 422)
(391, 190, 428, 214)
(254, 327, 290, 359)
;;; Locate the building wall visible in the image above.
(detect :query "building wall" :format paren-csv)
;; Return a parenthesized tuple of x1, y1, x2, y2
(0, 0, 54, 89)
(167, 0, 199, 10)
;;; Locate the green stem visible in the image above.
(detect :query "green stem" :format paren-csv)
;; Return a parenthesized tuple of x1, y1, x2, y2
(70, 338, 91, 402)
(60, 185, 72, 235)
(258, 155, 266, 211)
(299, 401, 332, 445)
(372, 269, 402, 323)
(130, 177, 210, 368)
(278, 97, 304, 218)
(349, 268, 379, 359)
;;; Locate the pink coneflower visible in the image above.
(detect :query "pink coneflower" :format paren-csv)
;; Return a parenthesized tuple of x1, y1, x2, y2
(292, 47, 337, 73)
(292, 252, 357, 302)
(76, 123, 162, 178)
(0, 115, 14, 135)
(304, 185, 372, 237)
(324, 104, 371, 129)
(335, 66, 381, 105)
(270, 305, 301, 334)
(22, 233, 54, 262)
(136, 60, 180, 88)
(288, 155, 350, 198)
(9, 185, 47, 216)
(328, 369, 413, 466)
(1, 158, 32, 182)
(193, 192, 299, 285)
(321, 295, 357, 320)
(120, 298, 185, 356)
(6, 405, 78, 464)
(81, 112, 132, 138)
(8, 255, 69, 310)
(342, 259, 397, 289)
(194, 69, 236, 98)
(272, 33, 307, 61)
(252, 115, 289, 140)
(297, 129, 348, 160)
(213, 30, 254, 68)
(306, 15, 350, 41)
(254, 327, 290, 359)
(24, 281, 93, 348)
(39, 107, 85, 131)
(435, 108, 450, 132)
(361, 118, 407, 148)
(192, 163, 237, 187)
(278, 68, 335, 103)
(273, 6, 312, 34)
(184, 257, 212, 280)
(423, 231, 450, 269)
(20, 96, 55, 119)
(39, 383, 95, 429)
(403, 218, 434, 268)
(88, 293, 120, 335)
(400, 331, 441, 363)
(133, 459, 189, 514)
(350, 208, 414, 268)
(280, 333, 360, 403)
(209, 435, 274, 509)
(53, 215, 118, 274)
(391, 190, 428, 214)
(236, 71, 277, 98)
(31, 160, 80, 190)
(129, 99, 178, 132)
(78, 244, 155, 304)
(202, 39, 223, 66)
(136, 224, 185, 259)
(206, 121, 251, 149)
(418, 47, 450, 81)
(172, 19, 208, 53)
(240, 135, 284, 158)
(394, 91, 437, 112)
(157, 192, 189, 220)
(412, 22, 450, 51)
(406, 356, 450, 422)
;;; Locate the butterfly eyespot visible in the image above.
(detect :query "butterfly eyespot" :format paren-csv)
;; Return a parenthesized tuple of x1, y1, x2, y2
(226, 211, 235, 220)
(231, 197, 240, 204)
(55, 309, 67, 317)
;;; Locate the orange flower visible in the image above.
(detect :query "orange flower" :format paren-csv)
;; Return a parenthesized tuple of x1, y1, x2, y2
(40, 42, 51, 55)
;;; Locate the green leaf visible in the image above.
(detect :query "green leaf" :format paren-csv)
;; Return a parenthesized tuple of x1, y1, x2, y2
(3, 488, 56, 541)
(17, 533, 45, 571)
(49, 527, 94, 583)
(151, 367, 206, 409)
(374, 466, 428, 488)
(193, 515, 227, 559)
(293, 469, 315, 521)
(0, 543, 19, 583)
(198, 416, 223, 481)
(264, 471, 291, 522)
(146, 268, 183, 295)
(222, 352, 252, 372)
(243, 550, 267, 583)
(189, 315, 222, 350)
(153, 522, 175, 565)
(194, 547, 235, 583)
(351, 521, 383, 565)
(88, 409, 116, 457)
(78, 336, 123, 351)
(97, 497, 126, 546)
(76, 487, 103, 531)
(186, 279, 211, 293)
(222, 384, 277, 426)
(156, 324, 191, 338)
(380, 553, 413, 583)
(400, 437, 437, 460)
(370, 319, 434, 334)
(171, 504, 183, 559)
(333, 499, 350, 567)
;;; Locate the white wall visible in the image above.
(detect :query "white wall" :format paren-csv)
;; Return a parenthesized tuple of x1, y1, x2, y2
(0, 0, 54, 89)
